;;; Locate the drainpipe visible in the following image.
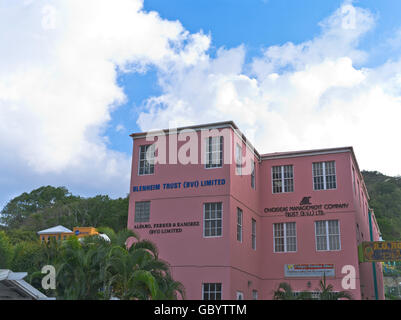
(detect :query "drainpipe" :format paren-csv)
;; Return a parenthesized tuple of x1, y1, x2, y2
(368, 210, 379, 300)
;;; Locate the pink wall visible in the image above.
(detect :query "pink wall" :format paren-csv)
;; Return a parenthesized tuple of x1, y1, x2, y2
(128, 123, 384, 300)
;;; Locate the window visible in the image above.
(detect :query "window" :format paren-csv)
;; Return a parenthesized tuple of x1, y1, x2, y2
(237, 208, 243, 242)
(205, 136, 223, 168)
(352, 166, 356, 194)
(236, 143, 242, 175)
(138, 144, 155, 175)
(252, 290, 258, 300)
(313, 161, 336, 190)
(202, 283, 222, 300)
(236, 291, 244, 300)
(293, 291, 322, 300)
(251, 161, 256, 189)
(252, 219, 256, 250)
(204, 202, 222, 237)
(134, 201, 151, 223)
(273, 222, 296, 252)
(272, 165, 294, 193)
(315, 220, 341, 251)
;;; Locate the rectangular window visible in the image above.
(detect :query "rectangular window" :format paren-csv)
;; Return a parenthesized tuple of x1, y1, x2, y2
(272, 165, 294, 193)
(202, 283, 222, 300)
(252, 290, 258, 300)
(237, 208, 243, 242)
(205, 136, 223, 168)
(134, 201, 151, 223)
(252, 219, 256, 250)
(315, 220, 341, 251)
(273, 222, 297, 252)
(138, 144, 155, 175)
(352, 166, 356, 194)
(313, 161, 336, 190)
(236, 291, 244, 300)
(251, 161, 256, 189)
(204, 202, 223, 237)
(236, 143, 242, 175)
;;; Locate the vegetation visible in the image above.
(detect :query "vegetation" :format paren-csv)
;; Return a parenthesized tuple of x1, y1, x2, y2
(273, 274, 352, 300)
(0, 186, 184, 300)
(362, 171, 401, 241)
(1, 169, 400, 299)
(0, 228, 185, 300)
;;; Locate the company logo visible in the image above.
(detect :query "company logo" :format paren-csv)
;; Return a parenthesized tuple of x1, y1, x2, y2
(299, 196, 312, 205)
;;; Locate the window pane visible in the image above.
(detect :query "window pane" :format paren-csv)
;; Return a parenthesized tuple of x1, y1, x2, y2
(206, 136, 223, 168)
(204, 202, 222, 237)
(138, 145, 155, 175)
(134, 201, 150, 222)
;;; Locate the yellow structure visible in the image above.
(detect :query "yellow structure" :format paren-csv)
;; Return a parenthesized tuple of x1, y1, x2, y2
(38, 225, 99, 242)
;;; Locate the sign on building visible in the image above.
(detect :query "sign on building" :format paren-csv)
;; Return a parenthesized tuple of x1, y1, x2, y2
(284, 264, 335, 277)
(359, 241, 401, 262)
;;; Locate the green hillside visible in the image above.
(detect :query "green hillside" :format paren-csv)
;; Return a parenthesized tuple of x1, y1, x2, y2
(362, 171, 401, 241)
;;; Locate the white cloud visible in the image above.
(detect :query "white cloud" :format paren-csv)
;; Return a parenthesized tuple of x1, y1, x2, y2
(0, 0, 210, 203)
(1, 0, 400, 210)
(137, 2, 401, 177)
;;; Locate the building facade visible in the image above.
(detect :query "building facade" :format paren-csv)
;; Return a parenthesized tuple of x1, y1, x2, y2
(38, 225, 100, 242)
(127, 121, 384, 300)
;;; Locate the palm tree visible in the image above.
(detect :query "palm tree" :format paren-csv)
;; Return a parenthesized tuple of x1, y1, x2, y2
(317, 273, 352, 300)
(31, 228, 185, 300)
(100, 228, 185, 300)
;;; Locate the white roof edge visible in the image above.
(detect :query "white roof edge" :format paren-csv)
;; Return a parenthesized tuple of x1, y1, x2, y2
(261, 148, 352, 160)
(37, 225, 73, 235)
(0, 270, 53, 300)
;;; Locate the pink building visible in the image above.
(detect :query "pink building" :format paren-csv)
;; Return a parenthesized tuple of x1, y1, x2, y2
(127, 121, 384, 300)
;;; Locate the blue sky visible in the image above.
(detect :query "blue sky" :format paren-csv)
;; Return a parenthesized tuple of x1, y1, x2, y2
(1, 0, 401, 209)
(105, 0, 401, 153)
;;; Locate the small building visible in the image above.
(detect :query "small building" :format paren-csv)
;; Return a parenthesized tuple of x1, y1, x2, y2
(0, 270, 53, 300)
(38, 225, 99, 242)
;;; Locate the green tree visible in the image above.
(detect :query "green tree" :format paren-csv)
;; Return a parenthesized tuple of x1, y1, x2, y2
(0, 186, 79, 229)
(317, 274, 352, 300)
(0, 231, 14, 268)
(33, 229, 185, 300)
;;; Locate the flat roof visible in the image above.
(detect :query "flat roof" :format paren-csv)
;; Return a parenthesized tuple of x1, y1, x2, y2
(130, 120, 369, 199)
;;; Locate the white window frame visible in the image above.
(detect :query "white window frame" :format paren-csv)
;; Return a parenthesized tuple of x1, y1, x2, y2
(315, 220, 341, 251)
(236, 291, 244, 300)
(312, 161, 337, 191)
(237, 208, 243, 243)
(202, 283, 222, 300)
(134, 201, 151, 223)
(252, 218, 256, 250)
(273, 222, 297, 253)
(205, 136, 223, 169)
(138, 144, 155, 176)
(272, 165, 294, 194)
(203, 202, 223, 238)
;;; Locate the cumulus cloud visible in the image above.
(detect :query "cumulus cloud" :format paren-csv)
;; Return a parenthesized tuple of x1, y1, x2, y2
(0, 0, 210, 204)
(1, 0, 400, 210)
(137, 2, 401, 177)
